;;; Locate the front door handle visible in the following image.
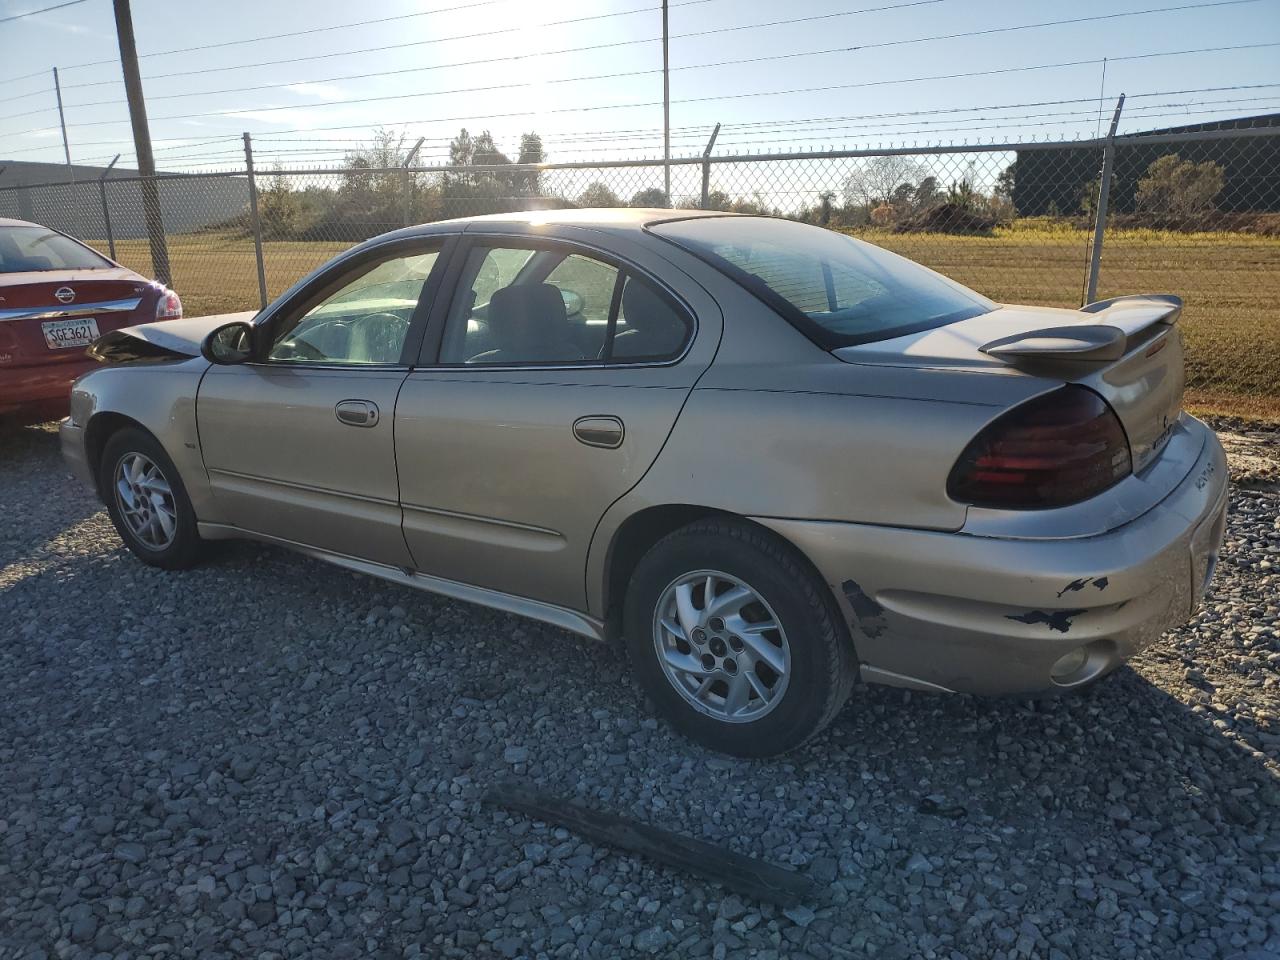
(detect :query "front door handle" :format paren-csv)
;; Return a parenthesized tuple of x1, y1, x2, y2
(573, 415, 624, 449)
(335, 399, 380, 428)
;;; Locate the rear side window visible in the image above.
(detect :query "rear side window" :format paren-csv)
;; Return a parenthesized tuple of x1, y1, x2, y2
(438, 243, 691, 365)
(0, 225, 112, 272)
(650, 216, 991, 347)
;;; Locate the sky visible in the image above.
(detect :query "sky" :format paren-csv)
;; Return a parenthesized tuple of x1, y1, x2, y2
(1, 0, 1277, 174)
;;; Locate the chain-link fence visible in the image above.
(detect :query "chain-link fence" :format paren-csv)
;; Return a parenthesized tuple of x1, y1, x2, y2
(3, 127, 1277, 415)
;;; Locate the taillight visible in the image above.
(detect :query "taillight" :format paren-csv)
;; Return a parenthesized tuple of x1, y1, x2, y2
(155, 287, 182, 320)
(947, 386, 1132, 509)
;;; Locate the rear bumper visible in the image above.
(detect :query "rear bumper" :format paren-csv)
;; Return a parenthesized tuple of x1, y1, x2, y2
(0, 359, 94, 420)
(756, 417, 1229, 695)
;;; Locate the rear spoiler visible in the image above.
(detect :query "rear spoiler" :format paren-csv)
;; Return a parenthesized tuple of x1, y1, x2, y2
(980, 294, 1182, 367)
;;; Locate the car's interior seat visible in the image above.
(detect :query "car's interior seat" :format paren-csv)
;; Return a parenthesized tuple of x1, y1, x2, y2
(611, 279, 687, 359)
(468, 283, 584, 363)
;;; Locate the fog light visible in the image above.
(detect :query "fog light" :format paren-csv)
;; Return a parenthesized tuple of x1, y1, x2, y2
(1051, 647, 1089, 682)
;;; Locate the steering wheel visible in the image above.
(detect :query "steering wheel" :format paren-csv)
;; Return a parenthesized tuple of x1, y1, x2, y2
(351, 312, 409, 363)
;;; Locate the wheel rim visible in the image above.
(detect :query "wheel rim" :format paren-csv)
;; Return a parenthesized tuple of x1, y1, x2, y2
(652, 569, 791, 724)
(113, 452, 177, 551)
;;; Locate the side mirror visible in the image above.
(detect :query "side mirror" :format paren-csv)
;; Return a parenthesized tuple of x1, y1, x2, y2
(201, 321, 254, 365)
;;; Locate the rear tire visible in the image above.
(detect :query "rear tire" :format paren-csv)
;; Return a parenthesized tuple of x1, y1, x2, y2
(100, 427, 205, 570)
(623, 518, 855, 757)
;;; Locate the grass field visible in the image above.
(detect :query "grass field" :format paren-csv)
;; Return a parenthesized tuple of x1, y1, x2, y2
(91, 221, 1280, 418)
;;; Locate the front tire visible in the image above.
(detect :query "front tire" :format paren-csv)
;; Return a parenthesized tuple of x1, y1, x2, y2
(100, 427, 205, 570)
(623, 519, 855, 757)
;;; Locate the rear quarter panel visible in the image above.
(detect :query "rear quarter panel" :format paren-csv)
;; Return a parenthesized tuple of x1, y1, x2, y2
(583, 260, 1057, 617)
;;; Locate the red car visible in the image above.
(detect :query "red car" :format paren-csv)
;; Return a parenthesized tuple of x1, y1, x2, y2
(0, 218, 181, 425)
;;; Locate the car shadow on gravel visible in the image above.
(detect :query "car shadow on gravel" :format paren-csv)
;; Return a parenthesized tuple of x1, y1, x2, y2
(0, 423, 108, 564)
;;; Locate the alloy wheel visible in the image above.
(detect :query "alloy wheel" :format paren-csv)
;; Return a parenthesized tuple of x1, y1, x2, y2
(114, 452, 178, 550)
(652, 569, 791, 723)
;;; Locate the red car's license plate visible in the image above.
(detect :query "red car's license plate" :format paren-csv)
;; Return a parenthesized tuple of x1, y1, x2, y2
(42, 317, 100, 349)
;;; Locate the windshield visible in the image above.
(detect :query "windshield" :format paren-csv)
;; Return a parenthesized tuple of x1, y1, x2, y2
(650, 216, 991, 347)
(0, 225, 112, 273)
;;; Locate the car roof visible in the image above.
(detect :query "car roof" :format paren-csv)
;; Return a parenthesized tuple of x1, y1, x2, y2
(448, 208, 738, 231)
(0, 217, 41, 228)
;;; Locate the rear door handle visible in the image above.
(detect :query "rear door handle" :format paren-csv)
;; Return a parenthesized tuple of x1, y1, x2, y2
(573, 415, 624, 448)
(335, 399, 380, 427)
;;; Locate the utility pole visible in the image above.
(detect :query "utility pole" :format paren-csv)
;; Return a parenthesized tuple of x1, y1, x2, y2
(112, 0, 170, 286)
(52, 67, 73, 183)
(662, 0, 670, 206)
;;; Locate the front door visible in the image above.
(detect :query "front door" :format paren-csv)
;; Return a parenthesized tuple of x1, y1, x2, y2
(395, 236, 719, 611)
(197, 241, 447, 566)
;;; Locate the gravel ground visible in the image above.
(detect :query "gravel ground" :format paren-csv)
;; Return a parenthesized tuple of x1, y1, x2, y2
(1, 421, 1277, 960)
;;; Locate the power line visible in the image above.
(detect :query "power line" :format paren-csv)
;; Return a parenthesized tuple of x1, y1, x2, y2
(0, 0, 87, 25)
(60, 25, 1277, 117)
(45, 0, 1265, 128)
(61, 0, 724, 77)
(99, 0, 506, 63)
(0, 84, 52, 106)
(62, 0, 940, 89)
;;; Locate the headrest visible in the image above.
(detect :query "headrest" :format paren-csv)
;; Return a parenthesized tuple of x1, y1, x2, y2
(487, 283, 566, 344)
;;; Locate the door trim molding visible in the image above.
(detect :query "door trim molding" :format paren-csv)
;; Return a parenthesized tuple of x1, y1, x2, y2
(197, 522, 607, 642)
(207, 467, 399, 507)
(400, 500, 563, 538)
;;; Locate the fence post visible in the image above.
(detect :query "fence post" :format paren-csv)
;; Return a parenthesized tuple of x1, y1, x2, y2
(243, 132, 268, 311)
(402, 137, 425, 227)
(98, 154, 120, 261)
(1084, 94, 1125, 305)
(700, 123, 721, 209)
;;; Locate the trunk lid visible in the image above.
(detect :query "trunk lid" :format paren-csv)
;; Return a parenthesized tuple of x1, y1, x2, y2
(833, 295, 1186, 473)
(0, 269, 155, 368)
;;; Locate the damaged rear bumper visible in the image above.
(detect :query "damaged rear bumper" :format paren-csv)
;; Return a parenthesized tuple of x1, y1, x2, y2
(756, 418, 1229, 695)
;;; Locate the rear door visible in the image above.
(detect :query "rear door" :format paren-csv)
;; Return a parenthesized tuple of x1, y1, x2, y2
(197, 238, 450, 566)
(395, 231, 721, 611)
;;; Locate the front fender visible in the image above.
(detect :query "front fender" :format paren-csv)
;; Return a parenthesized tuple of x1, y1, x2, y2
(72, 357, 223, 522)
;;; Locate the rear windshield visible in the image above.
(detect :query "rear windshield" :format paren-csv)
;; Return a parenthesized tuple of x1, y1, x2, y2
(0, 226, 112, 273)
(650, 216, 991, 347)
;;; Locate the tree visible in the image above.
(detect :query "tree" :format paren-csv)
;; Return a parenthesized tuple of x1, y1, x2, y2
(994, 162, 1016, 203)
(913, 176, 941, 210)
(515, 133, 545, 195)
(258, 165, 299, 239)
(629, 187, 669, 207)
(817, 190, 835, 226)
(842, 155, 927, 208)
(578, 181, 621, 207)
(1079, 176, 1101, 219)
(1135, 154, 1225, 218)
(443, 128, 515, 217)
(946, 178, 980, 212)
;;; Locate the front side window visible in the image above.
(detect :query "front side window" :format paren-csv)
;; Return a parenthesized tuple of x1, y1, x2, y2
(438, 244, 690, 365)
(0, 226, 112, 272)
(650, 216, 991, 347)
(268, 250, 438, 364)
